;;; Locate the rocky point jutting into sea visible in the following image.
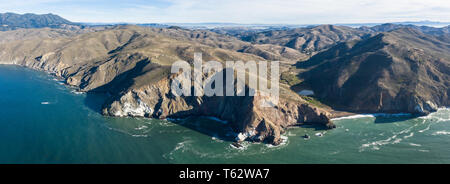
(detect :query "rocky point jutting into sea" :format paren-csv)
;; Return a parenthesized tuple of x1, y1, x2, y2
(0, 13, 449, 145)
(0, 25, 334, 145)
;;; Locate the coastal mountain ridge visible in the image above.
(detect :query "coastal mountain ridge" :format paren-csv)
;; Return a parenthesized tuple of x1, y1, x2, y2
(297, 28, 450, 115)
(0, 25, 333, 145)
(0, 13, 448, 145)
(0, 12, 80, 31)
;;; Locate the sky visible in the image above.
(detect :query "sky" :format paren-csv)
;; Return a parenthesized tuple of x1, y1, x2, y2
(0, 0, 449, 24)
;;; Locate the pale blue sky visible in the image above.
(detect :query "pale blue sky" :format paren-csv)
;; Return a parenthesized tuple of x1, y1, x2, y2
(0, 0, 449, 24)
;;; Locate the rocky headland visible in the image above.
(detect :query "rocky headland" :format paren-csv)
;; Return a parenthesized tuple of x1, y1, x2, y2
(0, 13, 448, 145)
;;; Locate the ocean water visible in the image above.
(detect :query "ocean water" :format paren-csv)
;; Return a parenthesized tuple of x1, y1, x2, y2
(1, 65, 450, 164)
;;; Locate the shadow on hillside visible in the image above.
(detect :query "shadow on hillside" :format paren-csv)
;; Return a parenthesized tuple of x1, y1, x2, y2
(83, 92, 109, 114)
(175, 116, 237, 142)
(90, 58, 152, 94)
(297, 124, 330, 131)
(83, 92, 237, 143)
(81, 66, 270, 143)
(374, 115, 417, 124)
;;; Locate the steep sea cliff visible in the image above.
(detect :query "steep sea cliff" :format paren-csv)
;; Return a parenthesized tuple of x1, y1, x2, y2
(1, 65, 449, 164)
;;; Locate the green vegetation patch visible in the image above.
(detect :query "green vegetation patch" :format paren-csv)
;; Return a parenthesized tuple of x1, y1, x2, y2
(280, 72, 303, 86)
(301, 96, 328, 108)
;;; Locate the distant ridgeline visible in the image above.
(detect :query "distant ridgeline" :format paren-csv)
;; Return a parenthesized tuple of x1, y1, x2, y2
(0, 12, 81, 31)
(0, 12, 448, 145)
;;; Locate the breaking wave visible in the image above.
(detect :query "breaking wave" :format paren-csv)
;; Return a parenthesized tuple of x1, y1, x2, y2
(332, 113, 411, 121)
(359, 120, 421, 151)
(432, 131, 450, 135)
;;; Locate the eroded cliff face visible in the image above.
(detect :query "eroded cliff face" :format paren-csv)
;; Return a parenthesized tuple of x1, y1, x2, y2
(298, 29, 450, 115)
(0, 26, 334, 145)
(102, 74, 333, 145)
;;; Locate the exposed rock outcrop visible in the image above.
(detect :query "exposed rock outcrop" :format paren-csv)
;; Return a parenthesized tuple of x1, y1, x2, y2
(239, 25, 369, 56)
(102, 73, 332, 145)
(0, 25, 333, 145)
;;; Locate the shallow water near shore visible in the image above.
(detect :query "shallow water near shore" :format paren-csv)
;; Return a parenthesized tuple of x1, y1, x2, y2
(1, 65, 450, 164)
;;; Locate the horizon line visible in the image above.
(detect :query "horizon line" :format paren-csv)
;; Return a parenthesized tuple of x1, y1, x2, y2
(2, 12, 450, 26)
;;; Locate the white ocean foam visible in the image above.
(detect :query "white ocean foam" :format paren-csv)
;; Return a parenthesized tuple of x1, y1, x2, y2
(332, 114, 375, 121)
(419, 107, 450, 121)
(266, 135, 288, 148)
(134, 125, 148, 130)
(360, 121, 420, 151)
(409, 143, 422, 147)
(418, 119, 431, 133)
(41, 102, 50, 105)
(210, 134, 224, 143)
(332, 113, 411, 121)
(230, 142, 249, 150)
(71, 90, 85, 95)
(432, 131, 450, 135)
(162, 139, 196, 160)
(330, 151, 340, 155)
(403, 132, 414, 139)
(360, 135, 401, 151)
(131, 134, 148, 138)
(174, 140, 192, 151)
(437, 118, 450, 122)
(105, 126, 149, 138)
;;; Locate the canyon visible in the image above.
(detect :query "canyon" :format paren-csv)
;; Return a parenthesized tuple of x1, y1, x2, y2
(0, 13, 448, 145)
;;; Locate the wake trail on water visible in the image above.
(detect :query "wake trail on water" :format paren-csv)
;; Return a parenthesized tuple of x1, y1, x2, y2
(359, 107, 450, 152)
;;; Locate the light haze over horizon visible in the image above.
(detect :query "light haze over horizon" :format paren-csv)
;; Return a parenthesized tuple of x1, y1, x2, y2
(0, 0, 449, 24)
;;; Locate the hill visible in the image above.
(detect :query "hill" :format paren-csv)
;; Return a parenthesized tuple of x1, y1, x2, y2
(238, 25, 369, 56)
(0, 25, 333, 145)
(0, 12, 79, 31)
(297, 28, 450, 115)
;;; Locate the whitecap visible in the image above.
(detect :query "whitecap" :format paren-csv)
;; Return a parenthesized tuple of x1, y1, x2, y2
(409, 143, 421, 147)
(360, 136, 396, 151)
(211, 134, 224, 143)
(432, 131, 450, 135)
(104, 126, 149, 138)
(332, 113, 411, 121)
(360, 119, 424, 152)
(332, 114, 375, 121)
(131, 134, 148, 138)
(230, 142, 249, 150)
(403, 132, 414, 139)
(71, 90, 85, 95)
(134, 125, 148, 130)
(266, 135, 288, 148)
(41, 102, 50, 105)
(415, 119, 431, 133)
(330, 151, 340, 155)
